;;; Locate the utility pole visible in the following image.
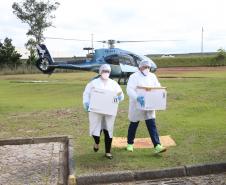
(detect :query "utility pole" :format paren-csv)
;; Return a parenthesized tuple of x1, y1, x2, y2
(91, 33, 94, 53)
(201, 27, 204, 54)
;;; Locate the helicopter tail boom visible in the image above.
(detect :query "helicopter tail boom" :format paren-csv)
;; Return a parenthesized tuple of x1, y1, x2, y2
(36, 44, 55, 74)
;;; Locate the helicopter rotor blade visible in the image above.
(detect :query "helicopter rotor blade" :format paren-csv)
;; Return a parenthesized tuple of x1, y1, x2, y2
(44, 36, 90, 42)
(44, 37, 182, 43)
(117, 39, 183, 43)
(96, 40, 109, 43)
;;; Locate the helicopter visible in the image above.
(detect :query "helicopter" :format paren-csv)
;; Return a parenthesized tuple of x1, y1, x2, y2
(36, 39, 158, 84)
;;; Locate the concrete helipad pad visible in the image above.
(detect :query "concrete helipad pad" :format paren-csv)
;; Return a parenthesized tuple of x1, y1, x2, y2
(112, 135, 176, 148)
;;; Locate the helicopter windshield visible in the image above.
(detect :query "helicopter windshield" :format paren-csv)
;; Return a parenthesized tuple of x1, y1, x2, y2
(128, 54, 142, 67)
(105, 54, 136, 66)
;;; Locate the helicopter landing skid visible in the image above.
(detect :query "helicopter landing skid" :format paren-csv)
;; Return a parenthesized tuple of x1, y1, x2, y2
(118, 72, 131, 85)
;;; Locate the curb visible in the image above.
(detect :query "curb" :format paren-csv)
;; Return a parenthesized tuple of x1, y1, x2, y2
(76, 161, 226, 185)
(185, 162, 226, 176)
(134, 166, 186, 181)
(76, 171, 134, 185)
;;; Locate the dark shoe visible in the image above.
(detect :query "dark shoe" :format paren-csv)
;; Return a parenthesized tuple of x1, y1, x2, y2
(105, 153, 113, 159)
(93, 144, 99, 152)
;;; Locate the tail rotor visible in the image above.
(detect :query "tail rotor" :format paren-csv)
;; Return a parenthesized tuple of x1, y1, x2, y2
(36, 44, 55, 74)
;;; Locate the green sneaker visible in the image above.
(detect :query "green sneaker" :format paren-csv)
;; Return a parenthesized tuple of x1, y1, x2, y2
(154, 144, 167, 154)
(126, 144, 134, 152)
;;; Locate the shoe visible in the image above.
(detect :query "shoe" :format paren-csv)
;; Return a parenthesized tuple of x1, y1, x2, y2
(105, 153, 113, 159)
(154, 144, 167, 154)
(93, 144, 99, 152)
(126, 144, 134, 152)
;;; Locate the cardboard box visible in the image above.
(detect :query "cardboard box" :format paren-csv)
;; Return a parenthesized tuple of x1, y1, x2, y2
(89, 88, 120, 116)
(137, 86, 167, 110)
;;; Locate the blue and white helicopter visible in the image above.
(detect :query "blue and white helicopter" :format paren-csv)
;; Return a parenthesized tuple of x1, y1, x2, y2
(36, 39, 157, 84)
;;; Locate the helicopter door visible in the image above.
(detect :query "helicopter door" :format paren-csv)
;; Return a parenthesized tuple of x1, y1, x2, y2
(104, 54, 121, 76)
(104, 54, 138, 76)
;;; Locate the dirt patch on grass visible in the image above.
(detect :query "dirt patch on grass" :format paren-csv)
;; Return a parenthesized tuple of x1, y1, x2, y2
(112, 135, 176, 148)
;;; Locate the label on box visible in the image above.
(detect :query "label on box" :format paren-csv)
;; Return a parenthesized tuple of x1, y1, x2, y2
(89, 88, 119, 116)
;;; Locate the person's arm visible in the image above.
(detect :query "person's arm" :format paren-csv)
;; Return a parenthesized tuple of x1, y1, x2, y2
(83, 81, 93, 104)
(126, 75, 138, 100)
(116, 83, 124, 102)
(153, 74, 161, 87)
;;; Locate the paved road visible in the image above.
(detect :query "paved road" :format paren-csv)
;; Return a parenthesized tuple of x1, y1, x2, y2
(105, 172, 226, 185)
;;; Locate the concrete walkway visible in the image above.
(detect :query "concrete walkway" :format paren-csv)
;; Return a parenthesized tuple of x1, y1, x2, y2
(0, 142, 66, 185)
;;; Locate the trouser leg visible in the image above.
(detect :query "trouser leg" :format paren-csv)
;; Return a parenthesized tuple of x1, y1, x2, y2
(92, 135, 100, 145)
(92, 130, 102, 144)
(89, 112, 102, 137)
(127, 121, 139, 144)
(145, 119, 160, 147)
(103, 129, 112, 153)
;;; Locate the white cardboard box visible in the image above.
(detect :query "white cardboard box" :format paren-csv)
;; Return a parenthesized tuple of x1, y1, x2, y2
(137, 86, 167, 110)
(89, 88, 119, 116)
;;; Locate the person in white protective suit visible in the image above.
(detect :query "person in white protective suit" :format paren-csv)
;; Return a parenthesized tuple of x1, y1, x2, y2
(126, 60, 167, 153)
(83, 64, 124, 159)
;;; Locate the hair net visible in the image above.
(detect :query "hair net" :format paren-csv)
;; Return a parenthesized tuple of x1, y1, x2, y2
(99, 64, 111, 74)
(138, 60, 152, 68)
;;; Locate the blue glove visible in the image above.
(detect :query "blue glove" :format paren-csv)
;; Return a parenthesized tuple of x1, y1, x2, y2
(137, 96, 145, 107)
(83, 102, 89, 112)
(113, 95, 123, 103)
(117, 95, 123, 102)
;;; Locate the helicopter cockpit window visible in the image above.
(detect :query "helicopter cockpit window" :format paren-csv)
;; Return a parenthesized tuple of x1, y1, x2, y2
(105, 54, 136, 66)
(104, 55, 120, 65)
(118, 55, 136, 66)
(129, 54, 142, 67)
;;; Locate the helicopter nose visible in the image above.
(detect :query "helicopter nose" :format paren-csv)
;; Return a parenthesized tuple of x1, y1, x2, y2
(151, 67, 157, 73)
(150, 63, 157, 72)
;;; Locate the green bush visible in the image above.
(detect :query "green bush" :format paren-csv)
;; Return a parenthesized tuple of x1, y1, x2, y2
(151, 56, 226, 68)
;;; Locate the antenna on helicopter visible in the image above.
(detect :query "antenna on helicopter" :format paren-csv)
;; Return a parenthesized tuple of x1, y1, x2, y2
(91, 33, 94, 53)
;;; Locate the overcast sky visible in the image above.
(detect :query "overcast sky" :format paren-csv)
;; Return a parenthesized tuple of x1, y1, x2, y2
(1, 0, 226, 57)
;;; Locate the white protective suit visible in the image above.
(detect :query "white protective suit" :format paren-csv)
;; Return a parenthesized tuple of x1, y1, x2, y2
(126, 70, 161, 122)
(83, 77, 124, 138)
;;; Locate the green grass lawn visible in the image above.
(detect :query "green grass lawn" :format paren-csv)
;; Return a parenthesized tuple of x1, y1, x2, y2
(0, 69, 226, 175)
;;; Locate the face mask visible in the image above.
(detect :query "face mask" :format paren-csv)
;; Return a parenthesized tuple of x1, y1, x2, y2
(101, 72, 110, 80)
(142, 68, 150, 76)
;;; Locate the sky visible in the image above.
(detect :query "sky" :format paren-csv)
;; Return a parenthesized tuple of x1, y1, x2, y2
(1, 0, 226, 58)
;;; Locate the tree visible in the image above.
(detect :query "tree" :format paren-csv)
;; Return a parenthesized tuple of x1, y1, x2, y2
(25, 38, 37, 65)
(213, 48, 226, 66)
(0, 38, 22, 69)
(216, 48, 226, 61)
(12, 0, 59, 63)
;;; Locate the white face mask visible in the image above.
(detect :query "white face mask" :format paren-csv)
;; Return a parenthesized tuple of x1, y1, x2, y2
(101, 72, 110, 80)
(142, 68, 150, 76)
